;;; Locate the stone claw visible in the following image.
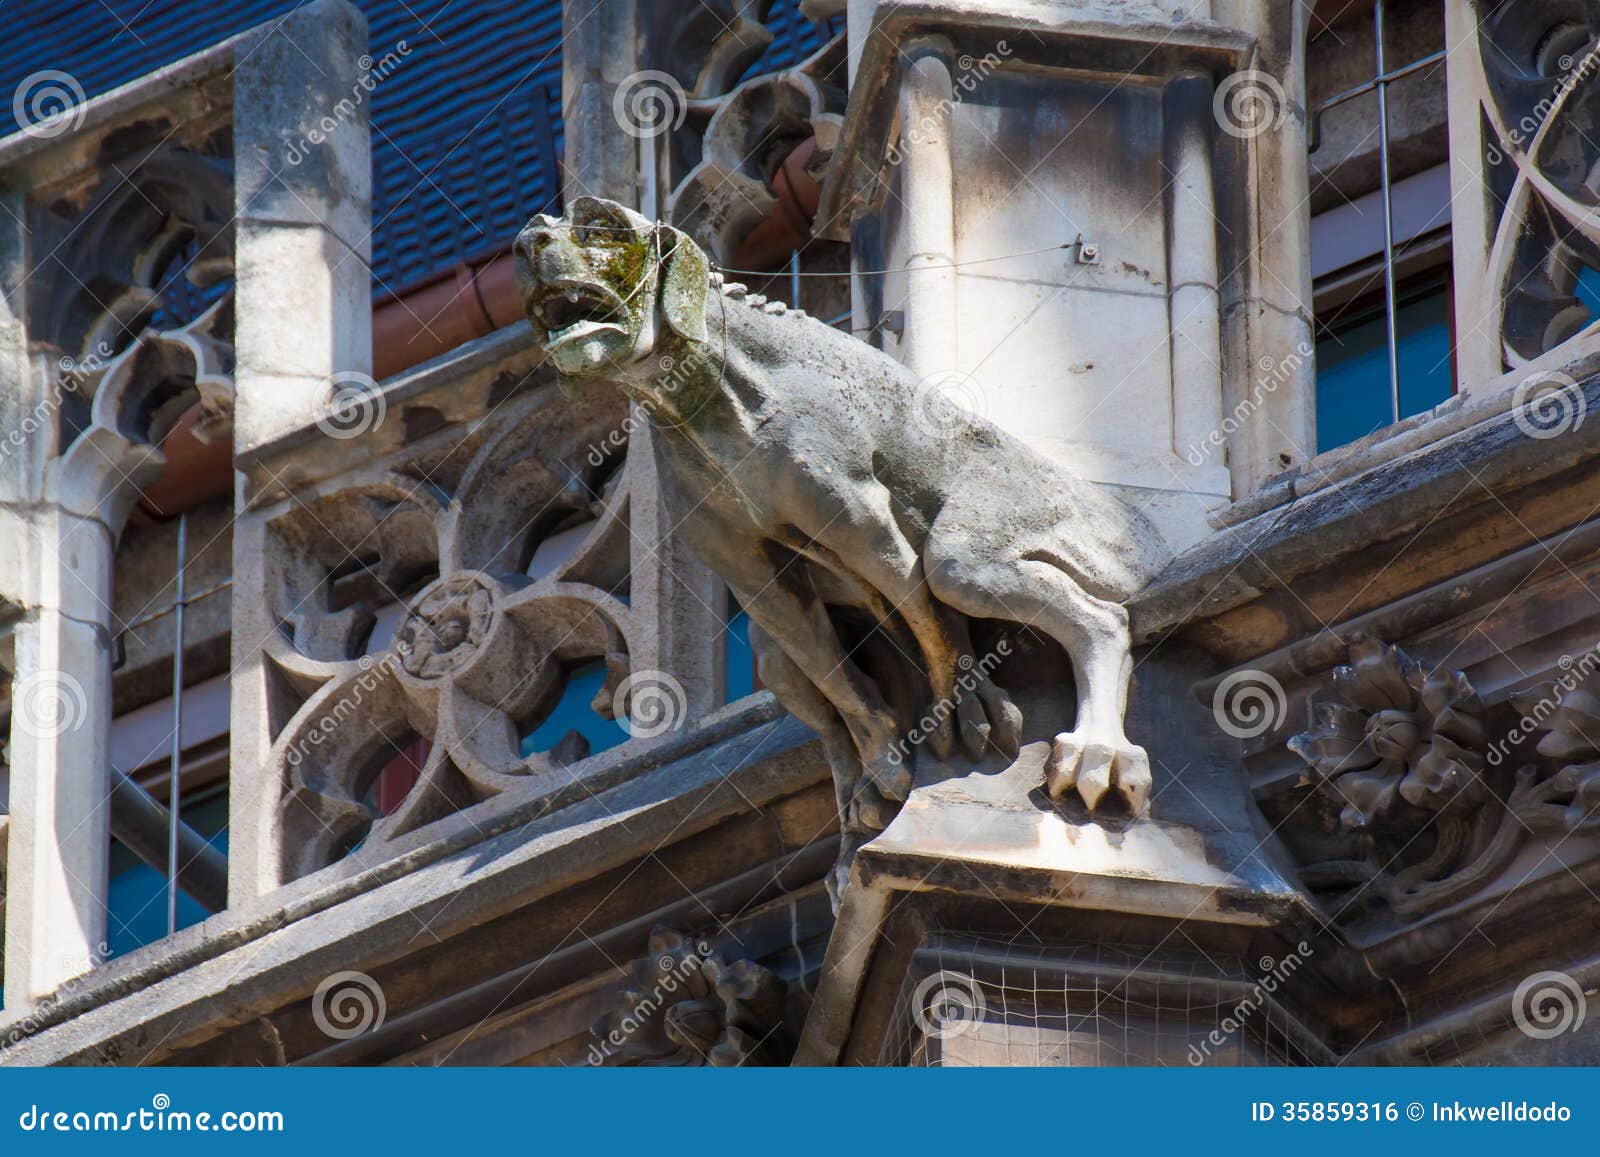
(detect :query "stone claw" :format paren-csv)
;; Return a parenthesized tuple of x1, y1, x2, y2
(981, 683, 1023, 759)
(926, 710, 956, 761)
(865, 749, 912, 803)
(1045, 732, 1152, 814)
(956, 694, 990, 760)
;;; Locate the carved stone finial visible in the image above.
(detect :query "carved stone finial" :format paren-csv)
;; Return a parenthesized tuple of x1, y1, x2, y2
(1282, 633, 1600, 925)
(588, 928, 789, 1067)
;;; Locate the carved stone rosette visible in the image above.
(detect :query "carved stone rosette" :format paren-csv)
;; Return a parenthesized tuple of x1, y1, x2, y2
(264, 385, 642, 881)
(588, 927, 790, 1067)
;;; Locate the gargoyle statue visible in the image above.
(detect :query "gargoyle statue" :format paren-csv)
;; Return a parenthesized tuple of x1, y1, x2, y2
(515, 196, 1170, 890)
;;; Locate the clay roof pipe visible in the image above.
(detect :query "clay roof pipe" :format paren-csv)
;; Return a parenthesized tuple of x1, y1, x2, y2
(371, 248, 523, 380)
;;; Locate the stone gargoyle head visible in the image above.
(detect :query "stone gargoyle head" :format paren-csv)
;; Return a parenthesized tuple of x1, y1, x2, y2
(514, 195, 709, 380)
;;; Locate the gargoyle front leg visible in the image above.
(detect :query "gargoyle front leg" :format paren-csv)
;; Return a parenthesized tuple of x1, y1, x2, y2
(926, 548, 1150, 815)
(747, 622, 889, 910)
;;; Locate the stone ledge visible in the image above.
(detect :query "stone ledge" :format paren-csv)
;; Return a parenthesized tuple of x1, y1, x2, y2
(0, 694, 808, 1060)
(1130, 366, 1600, 643)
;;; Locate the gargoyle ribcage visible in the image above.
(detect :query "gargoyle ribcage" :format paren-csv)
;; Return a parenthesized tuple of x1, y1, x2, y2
(261, 386, 639, 881)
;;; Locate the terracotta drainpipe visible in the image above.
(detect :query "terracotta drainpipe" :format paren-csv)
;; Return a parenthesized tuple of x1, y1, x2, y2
(731, 137, 824, 273)
(370, 248, 525, 380)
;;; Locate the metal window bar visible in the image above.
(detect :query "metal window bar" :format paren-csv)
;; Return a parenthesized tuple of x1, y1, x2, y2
(1309, 0, 1447, 425)
(166, 512, 186, 937)
(105, 520, 233, 931)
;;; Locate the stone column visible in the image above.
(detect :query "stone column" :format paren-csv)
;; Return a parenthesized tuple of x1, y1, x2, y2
(1165, 71, 1225, 465)
(1441, 0, 1500, 389)
(896, 38, 959, 382)
(2, 395, 161, 1006)
(1212, 0, 1317, 490)
(228, 0, 372, 901)
(562, 0, 640, 209)
(564, 0, 723, 718)
(230, 0, 372, 453)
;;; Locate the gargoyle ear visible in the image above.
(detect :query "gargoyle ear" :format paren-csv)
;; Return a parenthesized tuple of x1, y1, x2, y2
(656, 224, 709, 344)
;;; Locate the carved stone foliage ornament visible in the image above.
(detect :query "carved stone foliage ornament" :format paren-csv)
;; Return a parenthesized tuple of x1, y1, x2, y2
(264, 385, 641, 882)
(515, 197, 1172, 900)
(1284, 632, 1600, 925)
(588, 928, 790, 1067)
(1289, 633, 1489, 830)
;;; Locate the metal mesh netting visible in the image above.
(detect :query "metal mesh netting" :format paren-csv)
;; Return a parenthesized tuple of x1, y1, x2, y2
(879, 935, 1328, 1067)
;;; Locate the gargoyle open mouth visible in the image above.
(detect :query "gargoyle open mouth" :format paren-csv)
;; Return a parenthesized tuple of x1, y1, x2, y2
(528, 279, 627, 349)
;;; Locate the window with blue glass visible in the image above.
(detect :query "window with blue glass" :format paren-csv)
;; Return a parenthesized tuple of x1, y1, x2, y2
(1314, 272, 1455, 453)
(726, 594, 756, 703)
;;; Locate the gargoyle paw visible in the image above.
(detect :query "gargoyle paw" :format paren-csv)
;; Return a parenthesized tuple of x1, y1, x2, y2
(1045, 732, 1151, 814)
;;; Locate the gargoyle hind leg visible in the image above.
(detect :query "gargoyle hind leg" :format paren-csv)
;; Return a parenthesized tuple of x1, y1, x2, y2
(787, 506, 1022, 763)
(725, 561, 912, 804)
(925, 551, 1151, 814)
(748, 622, 888, 909)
